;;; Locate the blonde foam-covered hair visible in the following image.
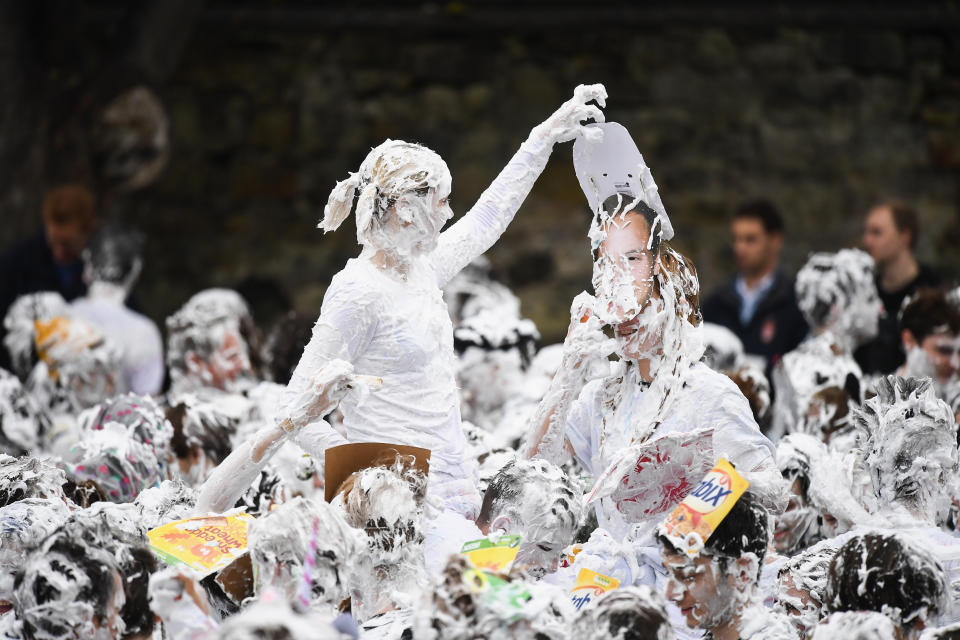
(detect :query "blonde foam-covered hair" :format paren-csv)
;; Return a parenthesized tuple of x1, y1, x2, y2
(320, 139, 450, 245)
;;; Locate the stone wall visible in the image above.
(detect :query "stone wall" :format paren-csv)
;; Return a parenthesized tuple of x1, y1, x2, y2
(28, 5, 960, 343)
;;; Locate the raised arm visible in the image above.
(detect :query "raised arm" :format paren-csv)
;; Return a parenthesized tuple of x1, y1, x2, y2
(521, 293, 615, 463)
(430, 84, 607, 287)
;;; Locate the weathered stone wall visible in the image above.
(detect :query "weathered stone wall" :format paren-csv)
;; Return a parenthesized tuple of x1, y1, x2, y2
(40, 7, 960, 342)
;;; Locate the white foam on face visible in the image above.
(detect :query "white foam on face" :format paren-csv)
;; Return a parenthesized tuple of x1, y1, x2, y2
(166, 288, 256, 395)
(774, 434, 827, 555)
(854, 376, 959, 526)
(774, 538, 843, 636)
(487, 457, 583, 578)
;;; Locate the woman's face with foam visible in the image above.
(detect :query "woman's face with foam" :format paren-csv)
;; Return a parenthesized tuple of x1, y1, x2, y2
(593, 212, 661, 360)
(364, 158, 453, 258)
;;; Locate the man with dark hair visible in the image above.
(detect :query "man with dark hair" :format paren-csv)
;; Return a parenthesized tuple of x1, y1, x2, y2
(899, 288, 960, 394)
(702, 199, 808, 379)
(474, 457, 582, 579)
(826, 533, 947, 637)
(857, 200, 940, 374)
(659, 490, 796, 640)
(0, 184, 98, 371)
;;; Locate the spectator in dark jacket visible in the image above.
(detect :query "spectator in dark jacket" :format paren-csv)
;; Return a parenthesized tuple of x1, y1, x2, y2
(702, 199, 808, 379)
(0, 184, 98, 371)
(856, 200, 940, 374)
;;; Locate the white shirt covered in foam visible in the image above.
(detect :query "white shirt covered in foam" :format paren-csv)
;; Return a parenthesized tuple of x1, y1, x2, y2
(566, 361, 775, 539)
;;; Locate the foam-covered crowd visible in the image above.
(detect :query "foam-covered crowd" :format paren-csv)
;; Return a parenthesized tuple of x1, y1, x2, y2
(1, 84, 959, 640)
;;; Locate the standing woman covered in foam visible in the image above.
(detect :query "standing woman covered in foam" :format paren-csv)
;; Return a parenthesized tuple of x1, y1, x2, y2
(195, 84, 607, 517)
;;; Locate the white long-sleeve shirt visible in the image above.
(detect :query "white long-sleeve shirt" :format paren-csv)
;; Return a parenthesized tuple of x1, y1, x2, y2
(566, 361, 776, 540)
(285, 143, 554, 514)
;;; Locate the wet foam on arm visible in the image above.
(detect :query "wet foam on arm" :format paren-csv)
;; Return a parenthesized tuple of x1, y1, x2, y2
(521, 293, 614, 463)
(430, 84, 606, 287)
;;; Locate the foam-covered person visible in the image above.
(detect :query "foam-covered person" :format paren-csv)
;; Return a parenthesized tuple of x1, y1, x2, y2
(195, 85, 609, 519)
(2, 291, 71, 382)
(771, 249, 879, 440)
(453, 310, 541, 448)
(71, 223, 163, 395)
(855, 376, 957, 528)
(248, 496, 366, 615)
(809, 612, 898, 640)
(165, 398, 239, 487)
(411, 553, 575, 640)
(850, 376, 960, 613)
(0, 498, 71, 617)
(79, 393, 175, 479)
(332, 452, 432, 622)
(470, 458, 583, 579)
(658, 491, 798, 640)
(774, 434, 826, 557)
(0, 369, 51, 456)
(774, 538, 843, 638)
(13, 509, 157, 640)
(523, 123, 777, 542)
(165, 288, 259, 398)
(825, 533, 947, 638)
(571, 585, 676, 640)
(898, 288, 960, 398)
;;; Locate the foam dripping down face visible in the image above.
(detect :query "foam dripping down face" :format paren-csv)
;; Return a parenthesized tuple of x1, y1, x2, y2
(322, 139, 454, 262)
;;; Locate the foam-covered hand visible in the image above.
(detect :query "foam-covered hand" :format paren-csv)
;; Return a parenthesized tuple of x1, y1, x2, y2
(525, 84, 607, 152)
(563, 291, 617, 369)
(285, 359, 355, 431)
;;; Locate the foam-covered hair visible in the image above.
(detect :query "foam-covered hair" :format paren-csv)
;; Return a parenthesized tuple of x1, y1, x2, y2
(320, 139, 450, 244)
(795, 249, 876, 330)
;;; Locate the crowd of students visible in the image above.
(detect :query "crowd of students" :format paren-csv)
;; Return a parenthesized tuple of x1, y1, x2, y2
(0, 83, 958, 640)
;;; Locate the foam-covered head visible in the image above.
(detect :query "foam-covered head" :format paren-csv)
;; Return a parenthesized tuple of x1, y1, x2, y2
(775, 538, 842, 636)
(248, 496, 366, 612)
(774, 434, 826, 555)
(81, 223, 143, 289)
(854, 376, 958, 525)
(336, 456, 428, 562)
(476, 457, 583, 578)
(454, 311, 540, 423)
(0, 369, 50, 455)
(65, 424, 164, 503)
(0, 498, 70, 612)
(795, 249, 879, 347)
(14, 511, 137, 640)
(80, 393, 174, 476)
(165, 288, 256, 393)
(0, 455, 68, 507)
(659, 491, 768, 631)
(701, 322, 745, 372)
(2, 292, 70, 380)
(320, 139, 453, 257)
(826, 532, 947, 631)
(572, 585, 676, 640)
(810, 611, 898, 640)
